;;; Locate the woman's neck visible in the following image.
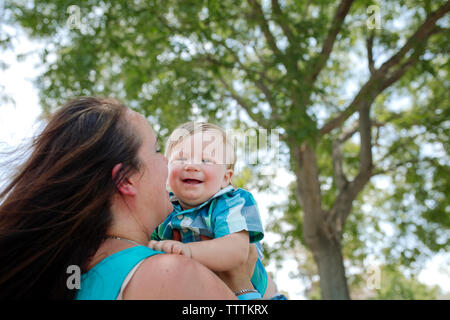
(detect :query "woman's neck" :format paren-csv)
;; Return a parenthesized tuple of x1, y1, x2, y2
(107, 214, 152, 246)
(106, 223, 150, 246)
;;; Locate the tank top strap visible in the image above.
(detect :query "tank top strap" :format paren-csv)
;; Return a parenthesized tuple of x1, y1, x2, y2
(76, 246, 162, 300)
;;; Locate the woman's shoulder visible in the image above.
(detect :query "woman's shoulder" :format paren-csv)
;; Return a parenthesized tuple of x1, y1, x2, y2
(122, 254, 235, 299)
(122, 254, 200, 299)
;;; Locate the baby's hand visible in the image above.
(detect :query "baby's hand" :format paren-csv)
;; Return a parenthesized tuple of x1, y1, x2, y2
(148, 240, 191, 258)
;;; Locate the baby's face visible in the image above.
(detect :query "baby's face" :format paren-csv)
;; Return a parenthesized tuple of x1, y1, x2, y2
(167, 131, 233, 210)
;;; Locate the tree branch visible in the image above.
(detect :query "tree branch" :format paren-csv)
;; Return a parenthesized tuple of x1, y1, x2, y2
(378, 1, 450, 74)
(372, 129, 425, 170)
(251, 44, 273, 71)
(339, 112, 402, 143)
(319, 76, 379, 136)
(306, 0, 354, 84)
(217, 74, 270, 129)
(247, 0, 283, 57)
(223, 42, 278, 112)
(372, 156, 440, 178)
(200, 38, 280, 124)
(355, 102, 373, 184)
(380, 42, 426, 89)
(366, 30, 376, 75)
(324, 3, 449, 231)
(371, 158, 420, 177)
(332, 139, 348, 190)
(319, 2, 450, 136)
(327, 101, 373, 237)
(270, 0, 297, 46)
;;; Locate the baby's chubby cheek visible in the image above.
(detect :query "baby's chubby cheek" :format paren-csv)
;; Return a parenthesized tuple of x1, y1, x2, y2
(168, 165, 182, 188)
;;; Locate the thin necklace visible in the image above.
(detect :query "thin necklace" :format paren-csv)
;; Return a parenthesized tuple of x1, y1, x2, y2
(107, 235, 142, 247)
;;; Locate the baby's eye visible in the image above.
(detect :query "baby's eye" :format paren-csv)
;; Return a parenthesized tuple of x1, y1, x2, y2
(202, 158, 213, 164)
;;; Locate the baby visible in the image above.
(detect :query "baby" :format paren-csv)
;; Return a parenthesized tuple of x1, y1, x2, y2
(149, 121, 282, 299)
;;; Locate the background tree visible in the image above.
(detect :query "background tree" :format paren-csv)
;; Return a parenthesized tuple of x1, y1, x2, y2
(3, 0, 449, 299)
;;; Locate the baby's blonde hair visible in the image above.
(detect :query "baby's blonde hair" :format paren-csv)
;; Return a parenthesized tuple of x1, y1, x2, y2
(165, 122, 236, 171)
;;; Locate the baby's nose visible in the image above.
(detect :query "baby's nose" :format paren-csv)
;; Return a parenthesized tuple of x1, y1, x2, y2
(184, 162, 200, 171)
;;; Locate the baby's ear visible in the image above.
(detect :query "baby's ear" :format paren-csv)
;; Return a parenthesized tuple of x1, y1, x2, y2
(221, 168, 234, 188)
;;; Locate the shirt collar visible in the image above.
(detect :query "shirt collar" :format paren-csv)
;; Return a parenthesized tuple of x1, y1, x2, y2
(169, 185, 235, 213)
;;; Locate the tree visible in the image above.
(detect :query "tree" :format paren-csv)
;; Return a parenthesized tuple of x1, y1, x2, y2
(4, 0, 449, 299)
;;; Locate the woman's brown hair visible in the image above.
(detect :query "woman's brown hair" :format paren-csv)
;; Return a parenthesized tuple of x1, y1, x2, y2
(0, 97, 143, 299)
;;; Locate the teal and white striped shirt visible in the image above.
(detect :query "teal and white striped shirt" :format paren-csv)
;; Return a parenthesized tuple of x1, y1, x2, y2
(151, 185, 267, 295)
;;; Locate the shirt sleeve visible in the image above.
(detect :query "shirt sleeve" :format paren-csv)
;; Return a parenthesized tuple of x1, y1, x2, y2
(151, 212, 175, 241)
(212, 188, 264, 243)
(150, 228, 162, 241)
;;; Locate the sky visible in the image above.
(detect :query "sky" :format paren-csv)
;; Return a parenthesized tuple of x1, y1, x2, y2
(0, 31, 449, 300)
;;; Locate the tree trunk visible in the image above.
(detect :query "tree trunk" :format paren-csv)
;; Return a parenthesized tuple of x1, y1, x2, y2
(310, 230, 350, 300)
(292, 142, 350, 300)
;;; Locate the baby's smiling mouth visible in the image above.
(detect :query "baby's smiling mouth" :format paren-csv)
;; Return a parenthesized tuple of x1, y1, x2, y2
(182, 179, 203, 184)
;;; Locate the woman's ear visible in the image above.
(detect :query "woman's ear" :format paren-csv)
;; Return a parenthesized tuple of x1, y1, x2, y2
(112, 163, 137, 196)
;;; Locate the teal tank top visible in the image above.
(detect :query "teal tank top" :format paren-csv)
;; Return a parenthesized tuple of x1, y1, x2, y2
(75, 246, 162, 300)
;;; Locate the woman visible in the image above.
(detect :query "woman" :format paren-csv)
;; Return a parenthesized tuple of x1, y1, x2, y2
(0, 97, 257, 299)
